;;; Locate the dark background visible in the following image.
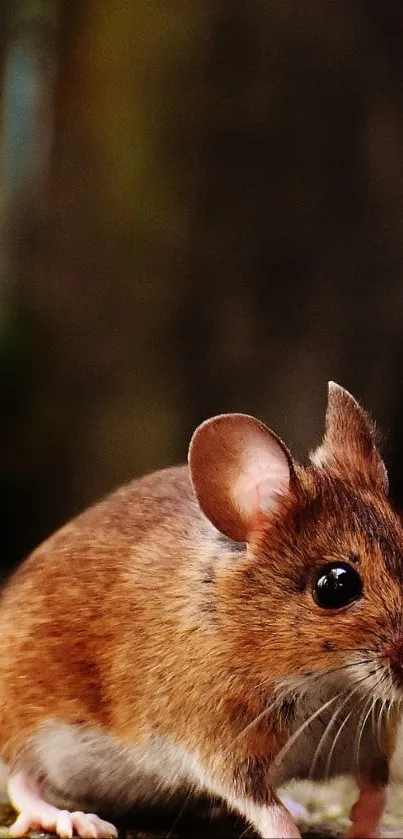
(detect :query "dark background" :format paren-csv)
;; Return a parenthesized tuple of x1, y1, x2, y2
(2, 0, 403, 571)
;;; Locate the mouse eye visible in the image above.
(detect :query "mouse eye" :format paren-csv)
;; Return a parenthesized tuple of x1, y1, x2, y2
(313, 562, 363, 610)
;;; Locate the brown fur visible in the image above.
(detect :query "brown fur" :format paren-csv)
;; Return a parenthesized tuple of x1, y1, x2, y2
(0, 383, 402, 836)
(0, 467, 287, 784)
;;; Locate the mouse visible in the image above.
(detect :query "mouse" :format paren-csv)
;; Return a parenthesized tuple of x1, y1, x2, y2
(0, 381, 402, 839)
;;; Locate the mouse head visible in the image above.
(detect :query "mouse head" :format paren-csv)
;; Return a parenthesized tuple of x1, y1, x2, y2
(189, 383, 403, 706)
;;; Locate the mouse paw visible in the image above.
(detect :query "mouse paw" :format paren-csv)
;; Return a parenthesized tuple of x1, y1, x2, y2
(345, 828, 381, 839)
(9, 810, 118, 839)
(7, 771, 117, 838)
(67, 812, 118, 839)
(345, 774, 385, 839)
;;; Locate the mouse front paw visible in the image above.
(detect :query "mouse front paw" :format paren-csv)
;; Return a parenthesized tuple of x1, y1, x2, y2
(7, 771, 117, 838)
(9, 809, 118, 839)
(345, 828, 382, 839)
(345, 773, 386, 839)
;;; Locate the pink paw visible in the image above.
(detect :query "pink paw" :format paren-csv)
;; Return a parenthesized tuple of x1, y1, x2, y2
(345, 824, 382, 839)
(9, 810, 118, 838)
(346, 780, 385, 839)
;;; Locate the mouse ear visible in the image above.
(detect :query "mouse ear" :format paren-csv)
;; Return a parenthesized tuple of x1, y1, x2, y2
(188, 414, 295, 542)
(311, 382, 388, 493)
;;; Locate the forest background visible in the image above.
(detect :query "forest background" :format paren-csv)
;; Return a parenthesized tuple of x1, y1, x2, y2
(1, 1, 403, 574)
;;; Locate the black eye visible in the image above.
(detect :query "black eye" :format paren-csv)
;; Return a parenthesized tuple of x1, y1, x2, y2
(313, 562, 363, 610)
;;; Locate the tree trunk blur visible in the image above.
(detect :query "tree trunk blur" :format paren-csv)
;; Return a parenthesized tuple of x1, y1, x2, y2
(2, 0, 403, 569)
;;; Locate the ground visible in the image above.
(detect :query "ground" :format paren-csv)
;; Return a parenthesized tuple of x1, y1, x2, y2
(2, 778, 403, 838)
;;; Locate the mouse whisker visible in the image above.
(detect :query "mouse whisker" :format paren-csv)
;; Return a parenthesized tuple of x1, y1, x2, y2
(272, 693, 341, 770)
(308, 698, 348, 780)
(355, 692, 376, 773)
(376, 698, 384, 750)
(252, 654, 379, 698)
(275, 657, 377, 701)
(228, 696, 283, 748)
(276, 670, 380, 776)
(309, 679, 371, 780)
(226, 659, 368, 751)
(325, 706, 355, 780)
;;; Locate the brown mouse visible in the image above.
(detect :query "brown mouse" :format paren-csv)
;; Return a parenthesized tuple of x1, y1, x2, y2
(0, 382, 402, 839)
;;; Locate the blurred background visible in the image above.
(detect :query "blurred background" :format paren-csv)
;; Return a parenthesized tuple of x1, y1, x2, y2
(1, 0, 403, 572)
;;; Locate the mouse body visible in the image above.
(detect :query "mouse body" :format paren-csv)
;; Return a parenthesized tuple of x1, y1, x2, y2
(0, 383, 402, 839)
